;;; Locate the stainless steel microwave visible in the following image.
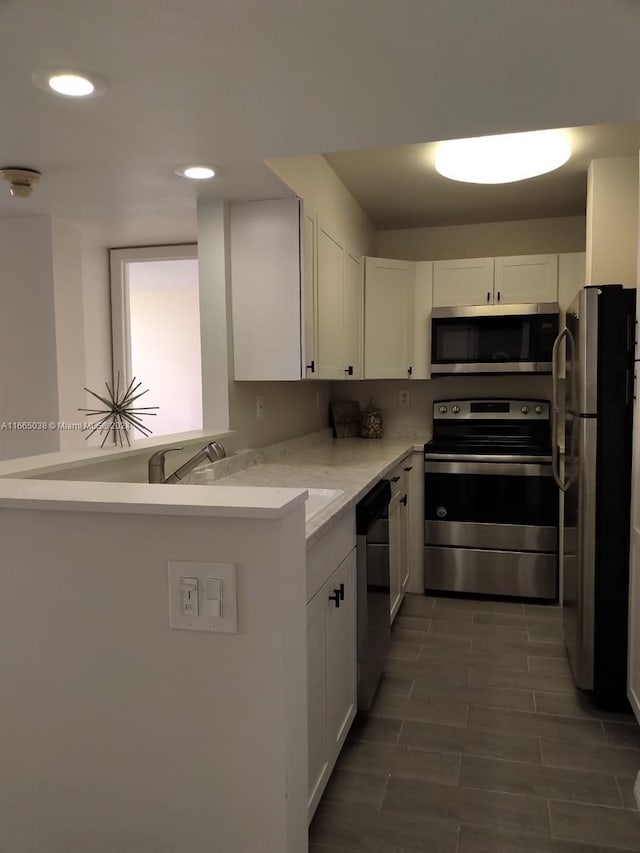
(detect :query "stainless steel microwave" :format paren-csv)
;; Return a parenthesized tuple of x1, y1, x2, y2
(431, 303, 559, 375)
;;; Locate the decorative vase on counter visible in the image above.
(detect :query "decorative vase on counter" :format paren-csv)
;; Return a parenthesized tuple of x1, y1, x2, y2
(361, 399, 384, 439)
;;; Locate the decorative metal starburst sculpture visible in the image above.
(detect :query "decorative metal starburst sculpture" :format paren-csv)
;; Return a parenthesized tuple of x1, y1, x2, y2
(78, 374, 159, 447)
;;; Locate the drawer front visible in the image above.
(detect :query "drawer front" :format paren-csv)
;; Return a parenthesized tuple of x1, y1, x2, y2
(307, 510, 356, 602)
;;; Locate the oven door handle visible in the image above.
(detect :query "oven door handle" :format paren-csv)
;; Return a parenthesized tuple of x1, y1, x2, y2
(424, 460, 553, 477)
(551, 327, 568, 492)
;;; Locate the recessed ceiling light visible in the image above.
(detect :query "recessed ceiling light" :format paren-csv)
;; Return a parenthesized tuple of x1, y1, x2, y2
(435, 130, 571, 184)
(32, 68, 107, 98)
(174, 165, 219, 180)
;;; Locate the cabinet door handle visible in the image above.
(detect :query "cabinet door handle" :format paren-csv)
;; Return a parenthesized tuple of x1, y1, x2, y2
(496, 291, 501, 302)
(328, 586, 343, 608)
(391, 476, 400, 483)
(400, 495, 408, 506)
(306, 359, 315, 373)
(345, 365, 354, 376)
(404, 466, 413, 472)
(487, 291, 491, 302)
(408, 365, 413, 377)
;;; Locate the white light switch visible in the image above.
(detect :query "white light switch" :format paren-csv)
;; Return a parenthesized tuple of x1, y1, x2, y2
(168, 561, 237, 633)
(180, 577, 199, 617)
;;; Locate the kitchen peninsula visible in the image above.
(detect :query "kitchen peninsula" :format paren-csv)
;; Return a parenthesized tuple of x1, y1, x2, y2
(0, 428, 423, 853)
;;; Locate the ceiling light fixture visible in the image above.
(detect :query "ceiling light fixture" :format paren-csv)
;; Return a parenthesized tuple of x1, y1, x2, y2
(174, 165, 218, 180)
(32, 68, 107, 98)
(435, 130, 571, 184)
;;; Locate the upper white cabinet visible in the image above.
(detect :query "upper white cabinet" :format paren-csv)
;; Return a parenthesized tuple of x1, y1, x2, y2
(343, 250, 364, 380)
(432, 257, 494, 307)
(494, 254, 558, 304)
(317, 221, 346, 380)
(231, 198, 304, 380)
(433, 253, 559, 308)
(412, 261, 433, 380)
(302, 204, 318, 378)
(364, 258, 415, 379)
(317, 221, 364, 381)
(230, 199, 363, 381)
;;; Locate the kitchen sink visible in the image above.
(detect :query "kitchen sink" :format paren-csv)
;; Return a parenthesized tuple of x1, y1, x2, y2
(305, 488, 344, 521)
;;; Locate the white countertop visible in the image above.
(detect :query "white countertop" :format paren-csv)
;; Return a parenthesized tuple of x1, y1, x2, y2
(208, 435, 425, 546)
(0, 477, 307, 519)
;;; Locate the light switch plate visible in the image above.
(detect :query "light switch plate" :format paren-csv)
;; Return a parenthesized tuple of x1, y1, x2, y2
(168, 561, 238, 633)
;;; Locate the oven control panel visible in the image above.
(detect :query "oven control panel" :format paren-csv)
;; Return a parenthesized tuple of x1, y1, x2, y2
(433, 399, 550, 420)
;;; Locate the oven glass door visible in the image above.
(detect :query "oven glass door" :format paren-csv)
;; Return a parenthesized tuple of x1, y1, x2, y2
(425, 464, 557, 527)
(431, 314, 557, 367)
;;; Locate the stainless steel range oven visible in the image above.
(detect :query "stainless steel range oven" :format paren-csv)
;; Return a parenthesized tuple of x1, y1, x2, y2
(424, 399, 558, 599)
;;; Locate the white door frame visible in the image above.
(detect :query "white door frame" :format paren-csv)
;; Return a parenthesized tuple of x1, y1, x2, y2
(109, 244, 198, 390)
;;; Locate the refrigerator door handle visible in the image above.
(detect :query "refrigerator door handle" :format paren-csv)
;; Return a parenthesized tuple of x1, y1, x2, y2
(551, 327, 569, 491)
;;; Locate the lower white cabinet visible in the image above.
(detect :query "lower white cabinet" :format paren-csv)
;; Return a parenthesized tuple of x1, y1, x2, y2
(388, 455, 413, 622)
(307, 548, 357, 820)
(388, 489, 403, 623)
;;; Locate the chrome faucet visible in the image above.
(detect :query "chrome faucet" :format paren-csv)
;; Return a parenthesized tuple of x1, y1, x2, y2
(148, 441, 226, 484)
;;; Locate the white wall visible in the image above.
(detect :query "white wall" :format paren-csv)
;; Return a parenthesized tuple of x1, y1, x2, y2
(0, 216, 60, 460)
(267, 154, 376, 256)
(586, 157, 639, 288)
(376, 215, 586, 261)
(81, 226, 112, 413)
(51, 219, 88, 451)
(335, 375, 553, 436)
(0, 503, 308, 853)
(129, 259, 203, 437)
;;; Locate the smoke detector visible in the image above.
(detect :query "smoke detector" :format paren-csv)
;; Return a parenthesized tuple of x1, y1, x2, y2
(0, 168, 41, 198)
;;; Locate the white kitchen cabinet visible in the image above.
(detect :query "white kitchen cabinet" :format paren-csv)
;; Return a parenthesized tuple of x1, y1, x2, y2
(406, 451, 425, 593)
(364, 257, 415, 379)
(494, 254, 558, 304)
(302, 204, 318, 378)
(399, 462, 413, 593)
(317, 221, 364, 381)
(432, 257, 494, 308)
(388, 489, 403, 623)
(343, 250, 364, 380)
(317, 220, 347, 380)
(325, 550, 357, 757)
(306, 584, 328, 810)
(306, 515, 357, 822)
(231, 198, 304, 380)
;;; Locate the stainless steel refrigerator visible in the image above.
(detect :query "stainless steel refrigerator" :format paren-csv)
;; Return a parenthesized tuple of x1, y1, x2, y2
(552, 285, 636, 708)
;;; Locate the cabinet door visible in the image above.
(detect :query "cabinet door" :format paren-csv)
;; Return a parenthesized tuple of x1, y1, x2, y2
(364, 258, 414, 379)
(400, 467, 411, 592)
(343, 250, 364, 380)
(317, 221, 346, 380)
(494, 254, 558, 304)
(432, 257, 494, 308)
(307, 588, 329, 815)
(231, 198, 303, 380)
(325, 549, 357, 761)
(302, 205, 318, 378)
(388, 491, 403, 623)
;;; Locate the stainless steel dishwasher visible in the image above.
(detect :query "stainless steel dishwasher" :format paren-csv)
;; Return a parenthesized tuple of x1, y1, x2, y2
(356, 479, 392, 711)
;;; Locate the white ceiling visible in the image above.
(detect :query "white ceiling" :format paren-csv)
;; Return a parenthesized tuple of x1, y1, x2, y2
(2, 0, 640, 245)
(325, 122, 640, 229)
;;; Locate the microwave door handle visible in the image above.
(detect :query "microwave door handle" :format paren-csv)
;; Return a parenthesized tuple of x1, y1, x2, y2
(551, 327, 568, 491)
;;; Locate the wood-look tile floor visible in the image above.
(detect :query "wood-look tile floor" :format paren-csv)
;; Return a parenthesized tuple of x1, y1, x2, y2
(309, 594, 640, 853)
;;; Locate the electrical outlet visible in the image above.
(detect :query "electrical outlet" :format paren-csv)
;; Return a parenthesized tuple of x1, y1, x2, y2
(256, 395, 264, 420)
(399, 390, 410, 408)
